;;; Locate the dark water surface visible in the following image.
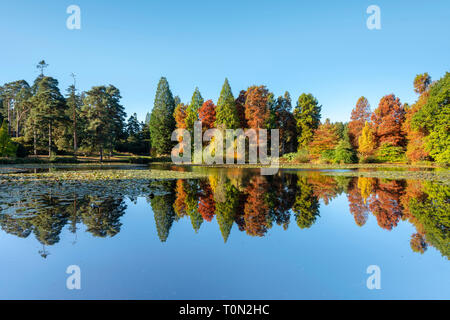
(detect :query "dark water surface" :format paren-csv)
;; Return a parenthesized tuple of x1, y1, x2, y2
(0, 164, 448, 299)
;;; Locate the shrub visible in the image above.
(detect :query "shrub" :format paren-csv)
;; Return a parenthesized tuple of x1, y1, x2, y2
(11, 137, 30, 158)
(333, 139, 357, 164)
(376, 143, 406, 163)
(281, 149, 309, 163)
(320, 149, 335, 163)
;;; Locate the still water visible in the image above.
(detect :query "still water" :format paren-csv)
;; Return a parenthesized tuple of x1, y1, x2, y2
(0, 165, 448, 299)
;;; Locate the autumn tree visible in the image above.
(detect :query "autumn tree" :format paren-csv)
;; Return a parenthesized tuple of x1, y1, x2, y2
(371, 94, 406, 147)
(404, 73, 432, 162)
(198, 100, 216, 130)
(358, 121, 376, 158)
(308, 119, 339, 161)
(149, 77, 176, 155)
(348, 96, 371, 148)
(413, 73, 431, 95)
(244, 85, 270, 129)
(293, 93, 321, 148)
(174, 102, 188, 129)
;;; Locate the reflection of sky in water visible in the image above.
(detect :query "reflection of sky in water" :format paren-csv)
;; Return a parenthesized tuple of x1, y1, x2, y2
(0, 169, 448, 299)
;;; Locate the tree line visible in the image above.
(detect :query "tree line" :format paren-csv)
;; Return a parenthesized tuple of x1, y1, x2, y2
(149, 72, 449, 164)
(0, 61, 150, 160)
(1, 61, 448, 164)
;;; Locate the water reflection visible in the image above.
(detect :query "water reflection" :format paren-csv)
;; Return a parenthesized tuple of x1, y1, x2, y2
(0, 170, 448, 259)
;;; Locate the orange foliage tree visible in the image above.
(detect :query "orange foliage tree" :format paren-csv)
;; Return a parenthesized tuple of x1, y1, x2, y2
(403, 73, 432, 162)
(244, 85, 270, 129)
(198, 99, 216, 131)
(348, 96, 371, 148)
(308, 119, 339, 160)
(371, 94, 406, 147)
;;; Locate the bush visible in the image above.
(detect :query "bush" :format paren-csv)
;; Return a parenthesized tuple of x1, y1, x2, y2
(333, 139, 357, 164)
(281, 149, 309, 163)
(11, 137, 30, 158)
(320, 149, 335, 163)
(376, 143, 406, 163)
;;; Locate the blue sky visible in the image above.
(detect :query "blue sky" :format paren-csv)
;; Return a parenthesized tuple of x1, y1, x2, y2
(0, 0, 449, 122)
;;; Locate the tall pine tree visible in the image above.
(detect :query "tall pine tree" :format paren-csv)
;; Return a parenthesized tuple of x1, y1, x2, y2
(293, 93, 321, 148)
(149, 77, 176, 155)
(215, 78, 239, 129)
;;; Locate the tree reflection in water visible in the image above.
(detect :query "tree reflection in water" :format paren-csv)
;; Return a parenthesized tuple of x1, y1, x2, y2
(0, 172, 448, 259)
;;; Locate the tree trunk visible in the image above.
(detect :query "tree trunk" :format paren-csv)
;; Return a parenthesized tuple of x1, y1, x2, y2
(73, 109, 77, 153)
(100, 145, 103, 162)
(7, 100, 11, 135)
(48, 122, 52, 157)
(33, 125, 37, 156)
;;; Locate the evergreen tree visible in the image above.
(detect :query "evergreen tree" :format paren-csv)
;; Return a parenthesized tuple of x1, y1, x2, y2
(293, 93, 321, 148)
(65, 84, 82, 152)
(215, 78, 239, 129)
(149, 77, 176, 155)
(185, 87, 203, 130)
(81, 85, 126, 161)
(126, 113, 141, 137)
(29, 76, 67, 156)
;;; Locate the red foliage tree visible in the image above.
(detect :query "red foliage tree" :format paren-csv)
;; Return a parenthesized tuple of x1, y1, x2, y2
(198, 99, 216, 130)
(244, 85, 270, 129)
(371, 94, 406, 147)
(348, 96, 371, 148)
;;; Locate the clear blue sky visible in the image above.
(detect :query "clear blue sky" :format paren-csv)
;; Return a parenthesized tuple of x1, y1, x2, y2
(0, 0, 449, 123)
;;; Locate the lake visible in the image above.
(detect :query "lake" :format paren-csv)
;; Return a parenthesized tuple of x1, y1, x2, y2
(0, 164, 448, 299)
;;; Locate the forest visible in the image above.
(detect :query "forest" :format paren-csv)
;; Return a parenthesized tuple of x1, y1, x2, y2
(1, 60, 449, 165)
